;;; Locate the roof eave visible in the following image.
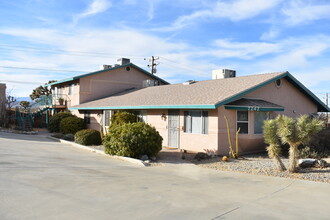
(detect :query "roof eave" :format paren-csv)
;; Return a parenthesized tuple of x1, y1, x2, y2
(46, 63, 170, 87)
(69, 104, 216, 110)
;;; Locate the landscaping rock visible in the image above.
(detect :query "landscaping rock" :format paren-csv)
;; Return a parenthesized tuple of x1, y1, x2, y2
(194, 152, 211, 161)
(316, 159, 327, 168)
(140, 155, 149, 161)
(150, 156, 157, 161)
(298, 159, 316, 168)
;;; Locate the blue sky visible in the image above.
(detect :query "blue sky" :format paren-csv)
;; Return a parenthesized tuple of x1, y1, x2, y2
(0, 0, 329, 104)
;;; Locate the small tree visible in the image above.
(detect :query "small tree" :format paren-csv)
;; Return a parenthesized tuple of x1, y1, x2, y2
(263, 119, 286, 171)
(30, 80, 56, 102)
(6, 95, 16, 109)
(20, 101, 30, 110)
(276, 115, 324, 173)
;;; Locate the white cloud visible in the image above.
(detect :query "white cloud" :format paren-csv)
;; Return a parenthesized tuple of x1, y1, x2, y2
(74, 0, 112, 23)
(161, 0, 282, 31)
(282, 0, 330, 25)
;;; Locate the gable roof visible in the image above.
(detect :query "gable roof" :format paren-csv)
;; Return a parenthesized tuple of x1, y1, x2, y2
(46, 63, 169, 86)
(69, 71, 330, 112)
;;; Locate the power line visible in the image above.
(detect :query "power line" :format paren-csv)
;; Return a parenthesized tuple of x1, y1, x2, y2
(0, 44, 145, 58)
(159, 56, 205, 75)
(0, 65, 85, 73)
(0, 80, 43, 85)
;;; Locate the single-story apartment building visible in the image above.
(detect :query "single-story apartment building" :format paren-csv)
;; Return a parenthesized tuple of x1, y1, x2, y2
(69, 70, 330, 155)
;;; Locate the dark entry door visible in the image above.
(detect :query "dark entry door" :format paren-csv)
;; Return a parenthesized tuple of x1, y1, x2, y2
(168, 110, 180, 148)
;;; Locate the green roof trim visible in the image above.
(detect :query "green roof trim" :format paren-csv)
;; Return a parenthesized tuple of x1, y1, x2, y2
(69, 104, 216, 110)
(46, 63, 170, 86)
(284, 73, 330, 112)
(225, 106, 284, 112)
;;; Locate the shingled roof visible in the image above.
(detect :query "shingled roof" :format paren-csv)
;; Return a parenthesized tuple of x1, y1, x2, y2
(46, 63, 169, 86)
(70, 71, 330, 112)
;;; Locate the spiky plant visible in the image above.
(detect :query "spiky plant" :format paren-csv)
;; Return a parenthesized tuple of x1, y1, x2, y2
(263, 119, 286, 171)
(276, 115, 324, 173)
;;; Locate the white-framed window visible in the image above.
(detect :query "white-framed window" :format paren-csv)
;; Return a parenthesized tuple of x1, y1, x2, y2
(134, 110, 147, 122)
(69, 84, 74, 95)
(237, 111, 248, 134)
(104, 110, 111, 127)
(184, 110, 208, 134)
(254, 111, 270, 134)
(84, 111, 90, 124)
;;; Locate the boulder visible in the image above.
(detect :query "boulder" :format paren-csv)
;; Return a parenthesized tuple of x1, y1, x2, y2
(298, 159, 316, 168)
(194, 152, 211, 161)
(140, 155, 149, 161)
(315, 159, 327, 168)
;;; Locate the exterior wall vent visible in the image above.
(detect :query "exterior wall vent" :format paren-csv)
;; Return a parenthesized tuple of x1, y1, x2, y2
(183, 80, 197, 85)
(212, 69, 236, 79)
(143, 79, 160, 88)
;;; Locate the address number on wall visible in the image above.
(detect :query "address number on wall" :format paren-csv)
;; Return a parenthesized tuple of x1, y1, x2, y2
(248, 106, 260, 111)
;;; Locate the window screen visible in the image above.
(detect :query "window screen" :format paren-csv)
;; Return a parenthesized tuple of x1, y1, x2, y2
(184, 111, 208, 134)
(237, 111, 248, 134)
(254, 111, 269, 134)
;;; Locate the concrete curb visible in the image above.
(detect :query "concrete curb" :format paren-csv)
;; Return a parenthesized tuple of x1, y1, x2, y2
(47, 136, 147, 167)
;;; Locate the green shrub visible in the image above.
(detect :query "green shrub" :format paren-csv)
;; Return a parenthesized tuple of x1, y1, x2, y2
(109, 111, 138, 129)
(75, 129, 102, 146)
(60, 116, 85, 134)
(48, 112, 72, 133)
(103, 122, 162, 158)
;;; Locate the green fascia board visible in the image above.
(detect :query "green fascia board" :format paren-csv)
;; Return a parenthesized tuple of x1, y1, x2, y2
(215, 72, 289, 109)
(284, 73, 330, 112)
(69, 104, 216, 110)
(225, 106, 284, 111)
(46, 63, 170, 87)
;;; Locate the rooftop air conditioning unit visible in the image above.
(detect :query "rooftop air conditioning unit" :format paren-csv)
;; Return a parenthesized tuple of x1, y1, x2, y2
(212, 69, 236, 79)
(143, 79, 159, 88)
(117, 58, 130, 65)
(100, 65, 112, 70)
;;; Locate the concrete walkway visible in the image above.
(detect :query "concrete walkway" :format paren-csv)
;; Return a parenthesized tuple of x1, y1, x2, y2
(0, 132, 329, 220)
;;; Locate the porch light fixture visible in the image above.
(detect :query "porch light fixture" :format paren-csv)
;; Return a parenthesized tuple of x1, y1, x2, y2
(161, 113, 167, 121)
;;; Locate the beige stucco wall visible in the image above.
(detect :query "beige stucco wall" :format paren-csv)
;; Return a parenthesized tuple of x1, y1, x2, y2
(217, 78, 318, 155)
(244, 78, 317, 117)
(145, 109, 218, 153)
(70, 78, 319, 155)
(79, 66, 164, 104)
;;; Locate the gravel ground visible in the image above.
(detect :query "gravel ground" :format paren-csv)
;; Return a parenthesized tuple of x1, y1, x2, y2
(195, 154, 330, 183)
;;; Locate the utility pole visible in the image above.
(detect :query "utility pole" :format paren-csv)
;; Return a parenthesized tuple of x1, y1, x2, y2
(147, 56, 159, 75)
(326, 93, 329, 127)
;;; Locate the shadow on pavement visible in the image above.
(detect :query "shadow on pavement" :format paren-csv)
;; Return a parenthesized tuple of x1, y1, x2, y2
(0, 130, 55, 142)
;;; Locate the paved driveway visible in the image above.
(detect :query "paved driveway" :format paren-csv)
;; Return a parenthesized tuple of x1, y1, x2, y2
(0, 132, 329, 220)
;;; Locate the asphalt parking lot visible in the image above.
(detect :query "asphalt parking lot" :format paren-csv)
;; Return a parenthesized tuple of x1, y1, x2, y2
(0, 132, 329, 220)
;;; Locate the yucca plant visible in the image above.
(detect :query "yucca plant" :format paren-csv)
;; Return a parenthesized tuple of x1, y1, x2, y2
(263, 119, 286, 171)
(276, 115, 324, 173)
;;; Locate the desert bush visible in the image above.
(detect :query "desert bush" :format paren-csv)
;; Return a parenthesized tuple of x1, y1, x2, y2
(103, 122, 162, 158)
(60, 116, 84, 134)
(48, 112, 72, 133)
(75, 129, 102, 146)
(109, 111, 138, 129)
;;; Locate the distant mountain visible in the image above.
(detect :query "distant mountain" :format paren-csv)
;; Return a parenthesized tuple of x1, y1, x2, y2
(16, 97, 33, 102)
